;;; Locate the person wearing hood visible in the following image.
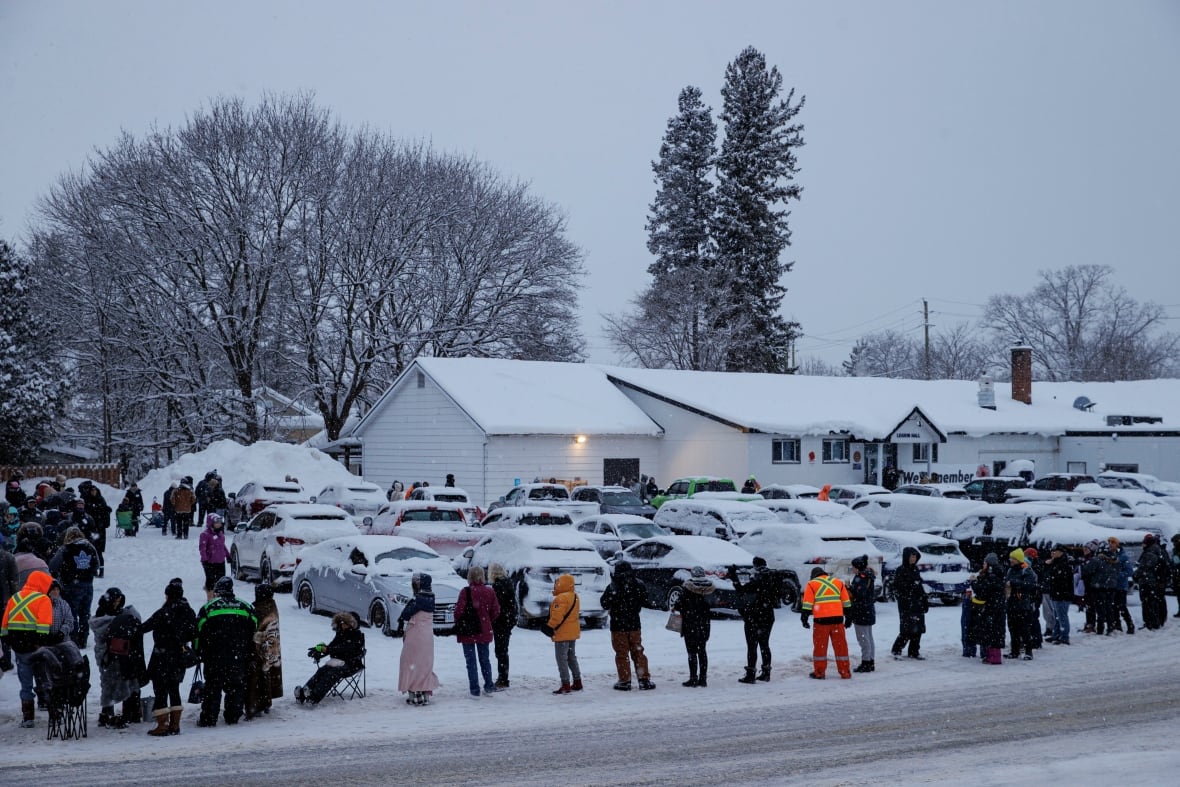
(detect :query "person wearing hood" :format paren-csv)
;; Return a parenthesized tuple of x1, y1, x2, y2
(14, 523, 51, 583)
(246, 583, 283, 719)
(195, 576, 257, 726)
(455, 565, 502, 698)
(729, 556, 780, 683)
(90, 587, 147, 728)
(170, 479, 196, 540)
(890, 546, 929, 660)
(801, 566, 853, 679)
(2, 569, 61, 727)
(1004, 549, 1039, 660)
(970, 554, 1007, 664)
(741, 475, 760, 494)
(199, 513, 230, 599)
(19, 496, 43, 525)
(488, 562, 518, 689)
(80, 483, 111, 574)
(295, 611, 366, 706)
(547, 573, 581, 695)
(600, 560, 654, 691)
(847, 555, 878, 672)
(397, 573, 440, 705)
(48, 525, 101, 648)
(139, 579, 197, 736)
(3, 505, 20, 544)
(1136, 533, 1169, 630)
(673, 566, 714, 687)
(817, 484, 832, 502)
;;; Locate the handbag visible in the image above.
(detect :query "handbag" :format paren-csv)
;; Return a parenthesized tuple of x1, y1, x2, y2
(454, 588, 481, 637)
(541, 597, 577, 638)
(181, 644, 200, 670)
(665, 610, 683, 633)
(187, 664, 204, 705)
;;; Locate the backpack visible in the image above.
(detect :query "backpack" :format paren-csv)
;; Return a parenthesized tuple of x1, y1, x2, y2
(454, 588, 481, 637)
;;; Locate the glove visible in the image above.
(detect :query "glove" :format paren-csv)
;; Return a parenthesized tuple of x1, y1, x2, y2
(800, 612, 810, 629)
(844, 615, 853, 629)
(306, 647, 319, 659)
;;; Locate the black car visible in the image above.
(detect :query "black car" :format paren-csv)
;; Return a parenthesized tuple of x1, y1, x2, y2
(612, 536, 755, 614)
(962, 477, 1029, 504)
(571, 485, 657, 518)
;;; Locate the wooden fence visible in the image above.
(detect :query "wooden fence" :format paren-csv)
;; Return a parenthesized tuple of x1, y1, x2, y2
(0, 464, 123, 487)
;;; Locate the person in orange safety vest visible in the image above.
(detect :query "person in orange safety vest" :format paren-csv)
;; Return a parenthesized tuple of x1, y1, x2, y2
(2, 569, 60, 727)
(800, 566, 852, 679)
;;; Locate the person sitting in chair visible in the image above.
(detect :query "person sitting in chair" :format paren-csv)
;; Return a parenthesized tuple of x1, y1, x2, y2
(294, 611, 365, 705)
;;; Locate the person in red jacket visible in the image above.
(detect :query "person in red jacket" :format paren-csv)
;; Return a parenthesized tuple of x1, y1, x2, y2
(800, 566, 852, 679)
(454, 566, 500, 699)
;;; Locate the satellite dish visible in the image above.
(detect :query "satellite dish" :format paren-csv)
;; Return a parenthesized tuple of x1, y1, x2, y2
(1073, 396, 1096, 412)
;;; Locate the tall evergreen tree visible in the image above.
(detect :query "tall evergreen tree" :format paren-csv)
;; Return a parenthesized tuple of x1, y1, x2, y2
(713, 46, 805, 373)
(0, 239, 68, 462)
(644, 86, 719, 369)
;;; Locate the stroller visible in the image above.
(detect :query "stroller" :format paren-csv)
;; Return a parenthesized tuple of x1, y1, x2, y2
(29, 640, 91, 740)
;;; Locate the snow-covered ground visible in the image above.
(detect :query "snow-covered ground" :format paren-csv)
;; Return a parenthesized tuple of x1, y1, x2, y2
(4, 442, 1180, 784)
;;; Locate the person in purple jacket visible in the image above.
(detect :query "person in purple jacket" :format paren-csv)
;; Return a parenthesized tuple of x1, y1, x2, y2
(199, 514, 230, 600)
(454, 565, 500, 699)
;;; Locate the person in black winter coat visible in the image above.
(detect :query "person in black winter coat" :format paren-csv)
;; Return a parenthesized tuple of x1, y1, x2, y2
(673, 567, 714, 687)
(1043, 546, 1074, 645)
(203, 477, 228, 526)
(729, 557, 780, 682)
(296, 611, 366, 705)
(19, 497, 42, 525)
(600, 561, 653, 691)
(80, 483, 111, 569)
(970, 554, 1007, 664)
(890, 547, 929, 660)
(48, 526, 101, 648)
(139, 579, 198, 736)
(1136, 534, 1169, 630)
(847, 555, 877, 672)
(1004, 549, 1039, 659)
(488, 563, 518, 688)
(195, 576, 258, 726)
(6, 478, 27, 510)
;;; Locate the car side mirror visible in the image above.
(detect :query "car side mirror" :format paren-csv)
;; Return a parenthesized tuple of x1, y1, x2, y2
(716, 527, 728, 538)
(309, 495, 317, 503)
(227, 492, 236, 500)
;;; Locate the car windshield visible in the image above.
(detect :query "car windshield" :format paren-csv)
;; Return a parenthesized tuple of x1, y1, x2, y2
(617, 523, 664, 539)
(701, 481, 736, 493)
(602, 491, 643, 506)
(535, 545, 595, 554)
(402, 509, 462, 522)
(347, 486, 380, 494)
(263, 485, 302, 494)
(374, 547, 438, 563)
(519, 514, 573, 526)
(433, 493, 467, 503)
(920, 544, 958, 556)
(291, 514, 349, 522)
(528, 487, 569, 500)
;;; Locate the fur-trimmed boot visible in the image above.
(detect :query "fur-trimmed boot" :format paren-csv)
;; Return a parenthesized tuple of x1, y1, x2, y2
(147, 708, 170, 737)
(168, 707, 183, 735)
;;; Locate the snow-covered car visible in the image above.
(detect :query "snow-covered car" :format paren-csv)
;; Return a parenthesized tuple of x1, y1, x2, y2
(477, 506, 575, 530)
(1077, 489, 1180, 540)
(1032, 473, 1096, 491)
(962, 477, 1028, 503)
(365, 500, 469, 535)
(452, 529, 610, 628)
(313, 480, 386, 519)
(893, 483, 968, 499)
(229, 503, 358, 588)
(1026, 518, 1150, 565)
(941, 502, 1092, 569)
(1096, 471, 1178, 497)
(827, 484, 891, 507)
(612, 535, 756, 615)
(486, 483, 598, 519)
(653, 498, 781, 541)
(852, 494, 984, 533)
(570, 485, 656, 518)
(864, 530, 972, 605)
(758, 484, 821, 500)
(228, 479, 311, 526)
(735, 523, 885, 610)
(754, 498, 876, 531)
(408, 486, 484, 525)
(293, 534, 466, 635)
(574, 514, 671, 550)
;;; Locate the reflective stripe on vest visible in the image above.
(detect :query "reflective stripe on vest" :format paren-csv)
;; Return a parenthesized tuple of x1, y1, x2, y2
(802, 576, 849, 617)
(2, 590, 51, 634)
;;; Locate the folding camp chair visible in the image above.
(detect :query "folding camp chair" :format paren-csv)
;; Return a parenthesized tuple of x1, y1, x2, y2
(47, 653, 90, 741)
(327, 650, 366, 701)
(115, 510, 136, 538)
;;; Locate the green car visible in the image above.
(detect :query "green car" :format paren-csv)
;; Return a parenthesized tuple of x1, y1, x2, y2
(649, 477, 747, 509)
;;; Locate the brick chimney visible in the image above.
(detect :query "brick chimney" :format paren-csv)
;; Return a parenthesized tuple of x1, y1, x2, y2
(1011, 346, 1032, 404)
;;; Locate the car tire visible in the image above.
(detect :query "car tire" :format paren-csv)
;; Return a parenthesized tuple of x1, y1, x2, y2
(296, 581, 317, 613)
(369, 600, 394, 636)
(780, 579, 801, 613)
(230, 547, 246, 580)
(665, 585, 684, 612)
(260, 555, 275, 588)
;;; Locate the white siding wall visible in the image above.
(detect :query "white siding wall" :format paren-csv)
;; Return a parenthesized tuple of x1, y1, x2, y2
(1060, 435, 1180, 480)
(482, 435, 662, 510)
(746, 433, 864, 487)
(616, 388, 747, 485)
(358, 374, 487, 501)
(911, 434, 1058, 484)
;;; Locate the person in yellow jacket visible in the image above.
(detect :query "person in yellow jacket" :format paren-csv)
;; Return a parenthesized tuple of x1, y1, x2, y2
(800, 566, 853, 679)
(547, 574, 582, 694)
(2, 569, 60, 726)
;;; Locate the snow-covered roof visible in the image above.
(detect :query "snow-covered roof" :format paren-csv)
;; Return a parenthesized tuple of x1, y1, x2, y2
(357, 358, 663, 437)
(599, 365, 1180, 439)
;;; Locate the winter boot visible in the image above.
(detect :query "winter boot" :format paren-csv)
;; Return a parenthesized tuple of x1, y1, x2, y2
(681, 675, 698, 688)
(853, 661, 872, 673)
(20, 700, 35, 728)
(613, 680, 633, 691)
(757, 667, 771, 682)
(123, 693, 143, 724)
(638, 678, 656, 691)
(697, 668, 707, 687)
(168, 708, 182, 735)
(147, 710, 170, 736)
(552, 683, 572, 695)
(738, 668, 757, 684)
(571, 679, 584, 692)
(98, 707, 127, 729)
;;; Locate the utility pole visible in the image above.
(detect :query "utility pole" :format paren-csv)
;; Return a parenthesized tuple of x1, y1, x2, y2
(923, 298, 931, 380)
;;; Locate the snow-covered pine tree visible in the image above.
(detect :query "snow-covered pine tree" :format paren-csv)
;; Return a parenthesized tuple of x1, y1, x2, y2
(713, 46, 805, 373)
(0, 239, 68, 462)
(645, 86, 719, 370)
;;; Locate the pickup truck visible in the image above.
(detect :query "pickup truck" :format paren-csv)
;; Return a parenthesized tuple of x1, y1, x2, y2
(485, 483, 599, 520)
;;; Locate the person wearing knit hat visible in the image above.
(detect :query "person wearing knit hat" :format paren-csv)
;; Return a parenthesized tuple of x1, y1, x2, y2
(1019, 548, 1046, 648)
(674, 567, 715, 687)
(971, 554, 1007, 664)
(729, 555, 779, 683)
(847, 555, 878, 672)
(1136, 532, 1169, 630)
(142, 577, 199, 736)
(1004, 549, 1039, 659)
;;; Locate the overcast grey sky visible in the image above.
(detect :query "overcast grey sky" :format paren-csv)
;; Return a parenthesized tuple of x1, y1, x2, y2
(2, 1, 1178, 367)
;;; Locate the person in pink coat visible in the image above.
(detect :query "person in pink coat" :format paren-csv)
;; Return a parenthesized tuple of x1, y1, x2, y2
(396, 573, 440, 706)
(198, 514, 230, 600)
(453, 565, 500, 698)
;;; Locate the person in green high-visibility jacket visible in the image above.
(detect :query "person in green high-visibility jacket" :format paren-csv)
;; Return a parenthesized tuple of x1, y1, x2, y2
(195, 576, 257, 727)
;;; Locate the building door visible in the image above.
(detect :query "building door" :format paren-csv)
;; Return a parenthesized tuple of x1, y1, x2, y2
(863, 444, 880, 485)
(603, 458, 640, 487)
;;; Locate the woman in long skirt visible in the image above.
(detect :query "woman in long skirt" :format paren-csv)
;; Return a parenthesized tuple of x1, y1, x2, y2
(398, 573, 440, 706)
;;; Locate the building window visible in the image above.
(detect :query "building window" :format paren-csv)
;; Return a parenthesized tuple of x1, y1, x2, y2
(416, 371, 425, 388)
(912, 443, 938, 463)
(772, 439, 800, 464)
(822, 438, 849, 463)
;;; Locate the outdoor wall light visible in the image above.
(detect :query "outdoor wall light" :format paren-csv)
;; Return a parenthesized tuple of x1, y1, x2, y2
(574, 435, 587, 444)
